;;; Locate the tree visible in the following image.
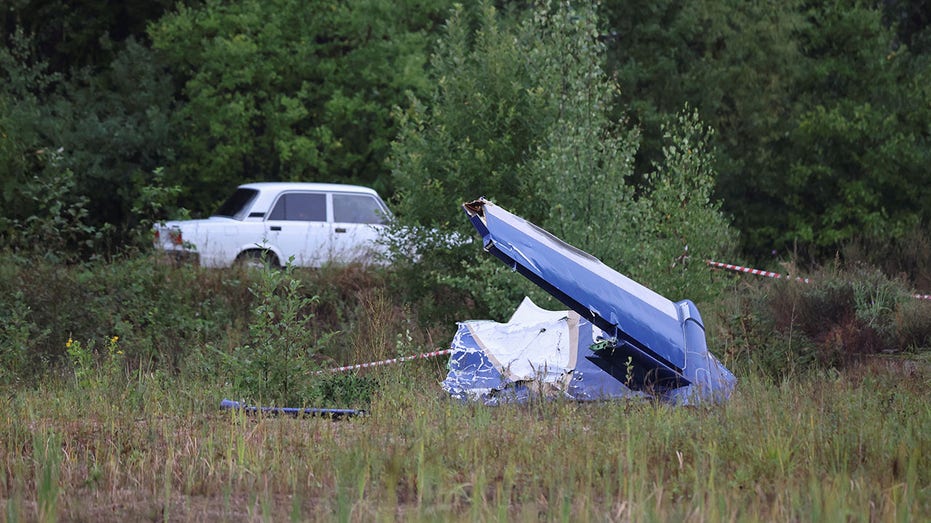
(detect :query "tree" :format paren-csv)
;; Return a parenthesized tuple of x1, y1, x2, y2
(881, 0, 931, 53)
(150, 0, 452, 212)
(1, 17, 182, 256)
(1, 0, 179, 72)
(603, 0, 807, 259)
(637, 108, 736, 298)
(770, 2, 931, 255)
(389, 1, 735, 318)
(603, 0, 930, 261)
(0, 28, 103, 261)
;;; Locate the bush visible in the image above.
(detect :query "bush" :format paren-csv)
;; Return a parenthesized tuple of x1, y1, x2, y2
(0, 291, 49, 386)
(0, 251, 445, 406)
(894, 298, 931, 352)
(219, 261, 331, 406)
(0, 253, 253, 377)
(841, 223, 931, 292)
(712, 261, 929, 379)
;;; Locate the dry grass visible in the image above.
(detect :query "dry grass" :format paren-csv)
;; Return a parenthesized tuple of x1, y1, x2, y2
(1, 357, 928, 522)
(2, 256, 929, 520)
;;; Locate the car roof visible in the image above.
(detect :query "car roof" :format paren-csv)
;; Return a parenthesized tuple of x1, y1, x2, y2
(238, 182, 381, 196)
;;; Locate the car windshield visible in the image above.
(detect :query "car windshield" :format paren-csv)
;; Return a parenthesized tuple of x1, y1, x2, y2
(213, 188, 258, 220)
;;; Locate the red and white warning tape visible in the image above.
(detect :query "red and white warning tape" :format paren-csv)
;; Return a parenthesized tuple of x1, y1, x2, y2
(310, 261, 927, 376)
(705, 260, 810, 283)
(319, 348, 453, 374)
(707, 260, 931, 301)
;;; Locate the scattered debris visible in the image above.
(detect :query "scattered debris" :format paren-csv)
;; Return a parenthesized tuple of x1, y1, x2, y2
(220, 399, 365, 419)
(449, 199, 735, 405)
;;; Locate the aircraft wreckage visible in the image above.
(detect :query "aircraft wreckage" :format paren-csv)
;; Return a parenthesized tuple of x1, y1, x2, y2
(443, 198, 735, 405)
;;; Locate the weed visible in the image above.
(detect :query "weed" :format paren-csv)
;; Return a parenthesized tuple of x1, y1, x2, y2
(0, 291, 47, 385)
(103, 335, 125, 382)
(895, 298, 931, 351)
(33, 430, 62, 523)
(337, 373, 380, 407)
(350, 287, 401, 364)
(0, 242, 927, 521)
(65, 334, 125, 390)
(224, 259, 333, 406)
(66, 337, 94, 388)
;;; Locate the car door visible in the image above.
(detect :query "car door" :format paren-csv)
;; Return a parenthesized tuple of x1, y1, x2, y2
(330, 192, 390, 263)
(264, 191, 331, 267)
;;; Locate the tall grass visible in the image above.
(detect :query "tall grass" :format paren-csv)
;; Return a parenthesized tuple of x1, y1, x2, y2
(0, 357, 927, 521)
(710, 262, 931, 379)
(0, 254, 928, 520)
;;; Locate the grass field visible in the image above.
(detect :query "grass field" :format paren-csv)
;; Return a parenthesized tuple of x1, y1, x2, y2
(1, 355, 927, 522)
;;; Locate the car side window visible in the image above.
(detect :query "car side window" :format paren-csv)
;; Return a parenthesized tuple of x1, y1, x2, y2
(268, 192, 327, 222)
(333, 194, 388, 224)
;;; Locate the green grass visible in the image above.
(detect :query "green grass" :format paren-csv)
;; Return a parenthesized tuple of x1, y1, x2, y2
(1, 255, 929, 520)
(0, 358, 927, 522)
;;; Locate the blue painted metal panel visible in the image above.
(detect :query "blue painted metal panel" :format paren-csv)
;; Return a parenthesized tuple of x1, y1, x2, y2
(462, 199, 731, 396)
(443, 325, 507, 401)
(220, 399, 364, 418)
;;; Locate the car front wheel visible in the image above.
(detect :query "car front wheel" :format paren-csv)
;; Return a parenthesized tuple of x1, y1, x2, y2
(235, 249, 280, 270)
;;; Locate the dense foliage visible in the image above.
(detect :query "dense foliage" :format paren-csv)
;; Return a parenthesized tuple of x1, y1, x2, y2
(149, 0, 452, 209)
(2, 0, 929, 265)
(604, 0, 931, 260)
(388, 1, 735, 317)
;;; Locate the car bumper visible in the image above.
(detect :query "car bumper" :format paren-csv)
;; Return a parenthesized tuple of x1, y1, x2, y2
(155, 249, 200, 266)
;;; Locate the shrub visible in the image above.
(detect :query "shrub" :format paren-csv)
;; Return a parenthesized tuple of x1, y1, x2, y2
(222, 260, 333, 407)
(894, 298, 931, 352)
(841, 223, 931, 292)
(712, 261, 929, 378)
(0, 249, 447, 407)
(0, 162, 105, 263)
(631, 108, 738, 302)
(0, 291, 48, 386)
(0, 252, 256, 376)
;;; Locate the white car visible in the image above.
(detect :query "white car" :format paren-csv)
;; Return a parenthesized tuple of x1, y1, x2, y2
(153, 182, 393, 268)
